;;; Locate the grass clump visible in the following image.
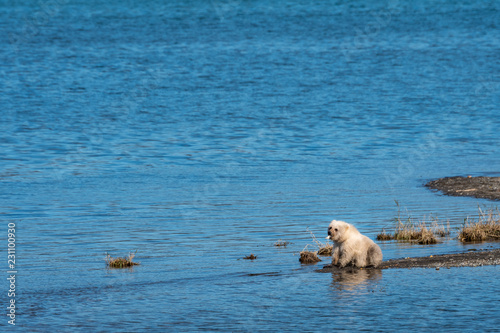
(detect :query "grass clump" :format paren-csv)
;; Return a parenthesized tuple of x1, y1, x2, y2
(433, 220, 451, 237)
(299, 245, 322, 264)
(377, 203, 500, 244)
(394, 222, 438, 245)
(299, 251, 321, 264)
(377, 222, 441, 244)
(298, 228, 332, 264)
(376, 201, 448, 245)
(317, 244, 334, 256)
(459, 208, 500, 242)
(306, 228, 333, 256)
(243, 254, 257, 260)
(105, 251, 139, 268)
(376, 229, 393, 241)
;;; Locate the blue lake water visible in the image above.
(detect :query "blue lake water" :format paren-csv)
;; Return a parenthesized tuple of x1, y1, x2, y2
(1, 0, 500, 331)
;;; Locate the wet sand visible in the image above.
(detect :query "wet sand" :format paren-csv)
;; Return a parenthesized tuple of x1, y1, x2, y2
(317, 249, 500, 272)
(425, 176, 500, 201)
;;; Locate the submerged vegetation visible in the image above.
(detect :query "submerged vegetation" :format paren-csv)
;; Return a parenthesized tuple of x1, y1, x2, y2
(105, 251, 139, 268)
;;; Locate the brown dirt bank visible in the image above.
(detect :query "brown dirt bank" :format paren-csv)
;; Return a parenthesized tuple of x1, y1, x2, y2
(425, 176, 500, 201)
(317, 249, 500, 272)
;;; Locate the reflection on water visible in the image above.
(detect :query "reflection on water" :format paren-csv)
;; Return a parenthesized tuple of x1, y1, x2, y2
(330, 267, 383, 291)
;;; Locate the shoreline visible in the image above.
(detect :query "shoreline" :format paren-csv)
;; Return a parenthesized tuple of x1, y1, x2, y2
(425, 176, 500, 201)
(317, 248, 500, 272)
(316, 175, 500, 272)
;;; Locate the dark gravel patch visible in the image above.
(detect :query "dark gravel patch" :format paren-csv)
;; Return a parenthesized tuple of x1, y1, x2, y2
(425, 176, 500, 201)
(317, 249, 500, 272)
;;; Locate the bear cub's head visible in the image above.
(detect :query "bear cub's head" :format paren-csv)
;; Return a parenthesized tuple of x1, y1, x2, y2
(326, 220, 349, 242)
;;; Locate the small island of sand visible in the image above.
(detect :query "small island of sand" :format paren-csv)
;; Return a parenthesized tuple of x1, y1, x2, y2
(425, 176, 500, 201)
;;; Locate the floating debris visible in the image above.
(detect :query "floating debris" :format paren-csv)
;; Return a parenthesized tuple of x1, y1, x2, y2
(273, 239, 291, 247)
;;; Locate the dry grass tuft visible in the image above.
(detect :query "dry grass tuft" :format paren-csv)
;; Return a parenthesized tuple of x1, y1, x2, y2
(105, 251, 139, 268)
(299, 228, 331, 263)
(377, 201, 445, 244)
(459, 208, 500, 242)
(376, 230, 393, 241)
(394, 222, 438, 244)
(417, 225, 438, 245)
(433, 220, 451, 237)
(377, 203, 500, 244)
(299, 249, 322, 264)
(243, 254, 257, 260)
(317, 244, 333, 256)
(305, 228, 333, 256)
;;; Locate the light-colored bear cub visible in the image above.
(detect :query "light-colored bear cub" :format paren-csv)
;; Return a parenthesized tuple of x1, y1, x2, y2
(326, 220, 383, 268)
